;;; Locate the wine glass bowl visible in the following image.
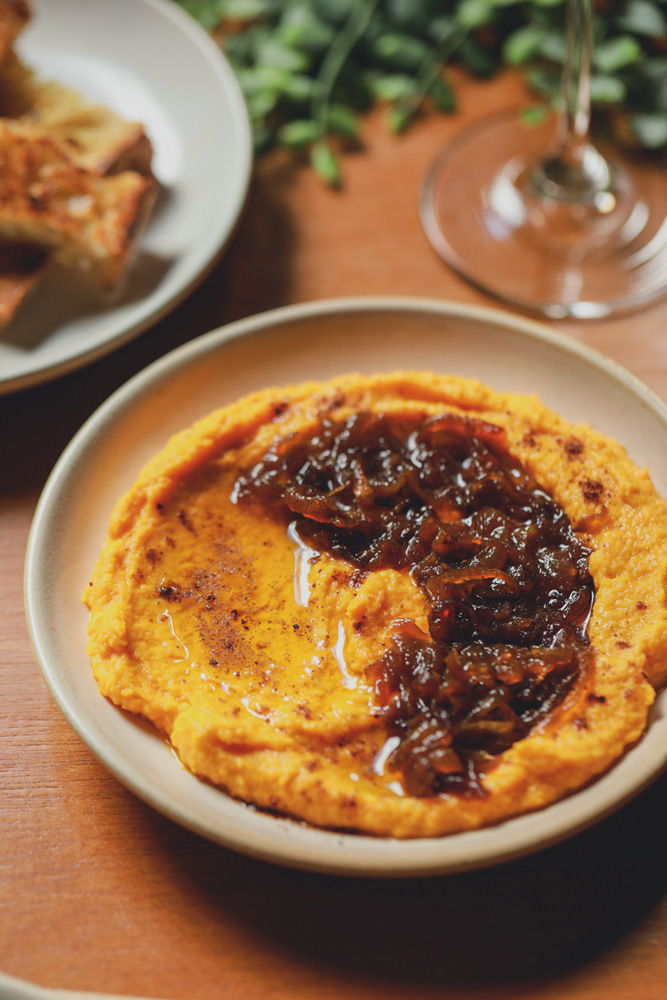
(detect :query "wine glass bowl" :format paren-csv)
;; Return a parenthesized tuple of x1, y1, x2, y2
(420, 0, 667, 319)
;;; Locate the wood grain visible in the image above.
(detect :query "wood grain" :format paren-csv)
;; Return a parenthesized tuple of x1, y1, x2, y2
(2, 69, 667, 1000)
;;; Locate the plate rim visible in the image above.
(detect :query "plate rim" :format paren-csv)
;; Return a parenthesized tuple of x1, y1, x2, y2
(1, 0, 253, 396)
(24, 295, 667, 877)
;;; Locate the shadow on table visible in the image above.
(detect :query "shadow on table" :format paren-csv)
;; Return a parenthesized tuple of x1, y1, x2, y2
(156, 769, 667, 992)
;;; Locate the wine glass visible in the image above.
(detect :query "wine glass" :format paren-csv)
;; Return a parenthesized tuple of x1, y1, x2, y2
(419, 0, 667, 319)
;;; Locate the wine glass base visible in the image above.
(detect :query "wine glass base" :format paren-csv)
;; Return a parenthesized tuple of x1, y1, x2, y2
(420, 109, 667, 319)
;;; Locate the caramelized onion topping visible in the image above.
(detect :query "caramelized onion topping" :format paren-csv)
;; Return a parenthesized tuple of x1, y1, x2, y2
(234, 410, 595, 798)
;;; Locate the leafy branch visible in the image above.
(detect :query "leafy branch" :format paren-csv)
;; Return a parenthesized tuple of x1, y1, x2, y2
(174, 0, 667, 186)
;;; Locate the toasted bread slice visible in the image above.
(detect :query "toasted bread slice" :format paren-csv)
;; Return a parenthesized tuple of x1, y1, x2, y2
(0, 52, 154, 175)
(37, 85, 154, 175)
(0, 0, 30, 67)
(0, 31, 157, 325)
(0, 59, 156, 326)
(0, 119, 157, 289)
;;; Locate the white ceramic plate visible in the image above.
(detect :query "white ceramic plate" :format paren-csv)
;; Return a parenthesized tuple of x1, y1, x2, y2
(25, 297, 667, 877)
(1, 0, 252, 395)
(0, 969, 154, 1000)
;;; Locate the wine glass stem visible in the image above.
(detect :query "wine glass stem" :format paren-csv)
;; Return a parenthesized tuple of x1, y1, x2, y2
(531, 0, 612, 200)
(561, 0, 592, 144)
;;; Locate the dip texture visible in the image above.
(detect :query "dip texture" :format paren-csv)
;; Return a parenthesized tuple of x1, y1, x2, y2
(84, 372, 667, 837)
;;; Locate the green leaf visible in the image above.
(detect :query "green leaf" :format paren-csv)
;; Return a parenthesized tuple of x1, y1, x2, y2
(520, 103, 550, 126)
(327, 102, 361, 137)
(593, 35, 642, 74)
(311, 140, 342, 187)
(589, 74, 627, 104)
(246, 88, 280, 121)
(311, 0, 355, 27)
(428, 75, 456, 112)
(456, 0, 495, 29)
(386, 102, 415, 133)
(222, 0, 269, 17)
(427, 15, 457, 44)
(614, 0, 667, 37)
(630, 112, 667, 147)
(224, 31, 258, 67)
(503, 24, 547, 65)
(255, 37, 312, 73)
(372, 32, 430, 71)
(278, 6, 336, 54)
(537, 31, 567, 64)
(281, 73, 316, 106)
(236, 64, 291, 97)
(278, 118, 321, 147)
(385, 0, 436, 34)
(370, 73, 417, 102)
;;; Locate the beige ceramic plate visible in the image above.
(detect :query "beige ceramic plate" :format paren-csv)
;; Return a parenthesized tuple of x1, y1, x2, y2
(0, 970, 156, 1000)
(1, 0, 252, 395)
(25, 297, 667, 877)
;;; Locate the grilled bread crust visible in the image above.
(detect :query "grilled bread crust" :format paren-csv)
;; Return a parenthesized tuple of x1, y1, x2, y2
(0, 119, 157, 288)
(0, 54, 154, 175)
(0, 5, 157, 324)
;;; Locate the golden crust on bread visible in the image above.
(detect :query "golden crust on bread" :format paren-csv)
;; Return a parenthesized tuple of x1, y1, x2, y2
(27, 81, 153, 175)
(0, 58, 154, 175)
(0, 119, 157, 288)
(0, 4, 157, 324)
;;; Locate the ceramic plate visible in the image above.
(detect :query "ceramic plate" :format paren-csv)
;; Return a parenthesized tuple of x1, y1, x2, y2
(1, 0, 252, 395)
(25, 297, 667, 877)
(0, 970, 153, 1000)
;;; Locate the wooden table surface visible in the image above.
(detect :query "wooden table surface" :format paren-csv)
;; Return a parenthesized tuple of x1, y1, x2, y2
(3, 67, 667, 1000)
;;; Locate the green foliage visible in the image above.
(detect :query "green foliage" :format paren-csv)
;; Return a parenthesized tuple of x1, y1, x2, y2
(310, 138, 342, 185)
(173, 0, 667, 185)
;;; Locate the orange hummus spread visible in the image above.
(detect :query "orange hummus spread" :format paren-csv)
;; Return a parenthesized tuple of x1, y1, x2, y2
(84, 372, 667, 838)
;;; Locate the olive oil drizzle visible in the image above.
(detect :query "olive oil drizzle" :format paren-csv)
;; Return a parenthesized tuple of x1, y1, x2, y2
(233, 409, 595, 798)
